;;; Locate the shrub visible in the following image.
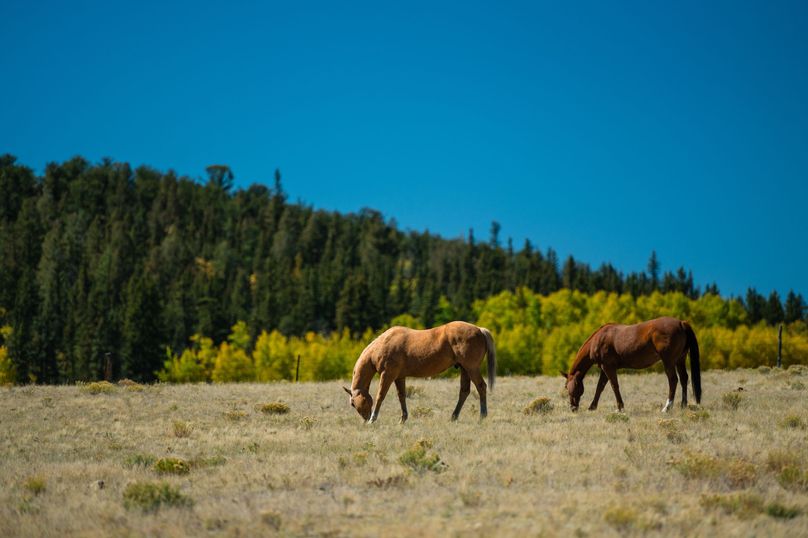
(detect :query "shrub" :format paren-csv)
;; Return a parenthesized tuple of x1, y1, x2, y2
(722, 392, 742, 410)
(123, 481, 192, 512)
(673, 452, 757, 489)
(153, 457, 191, 475)
(399, 439, 445, 474)
(258, 402, 290, 415)
(758, 365, 771, 374)
(523, 397, 553, 415)
(80, 381, 116, 395)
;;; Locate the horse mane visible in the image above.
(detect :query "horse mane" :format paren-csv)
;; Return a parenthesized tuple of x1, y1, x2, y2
(570, 323, 614, 373)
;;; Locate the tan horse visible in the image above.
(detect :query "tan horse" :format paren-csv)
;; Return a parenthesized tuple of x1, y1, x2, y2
(561, 317, 701, 412)
(344, 321, 496, 423)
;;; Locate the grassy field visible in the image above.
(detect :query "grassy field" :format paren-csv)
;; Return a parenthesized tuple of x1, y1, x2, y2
(1, 367, 807, 537)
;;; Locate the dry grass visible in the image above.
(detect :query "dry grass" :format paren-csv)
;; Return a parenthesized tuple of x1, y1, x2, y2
(1, 370, 807, 536)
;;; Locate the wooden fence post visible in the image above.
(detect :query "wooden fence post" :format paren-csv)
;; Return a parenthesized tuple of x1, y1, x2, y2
(777, 324, 783, 369)
(104, 352, 113, 382)
(295, 354, 301, 382)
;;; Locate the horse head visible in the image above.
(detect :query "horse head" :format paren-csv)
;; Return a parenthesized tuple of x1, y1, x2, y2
(561, 371, 584, 411)
(343, 386, 372, 421)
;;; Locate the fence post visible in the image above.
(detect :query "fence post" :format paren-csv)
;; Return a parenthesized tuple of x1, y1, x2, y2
(777, 324, 783, 368)
(295, 354, 301, 382)
(104, 352, 113, 382)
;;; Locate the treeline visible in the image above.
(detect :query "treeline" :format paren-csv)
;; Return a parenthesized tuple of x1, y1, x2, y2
(156, 290, 808, 383)
(0, 155, 805, 383)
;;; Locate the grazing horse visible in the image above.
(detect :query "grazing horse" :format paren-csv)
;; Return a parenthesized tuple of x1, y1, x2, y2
(344, 321, 496, 424)
(561, 317, 701, 412)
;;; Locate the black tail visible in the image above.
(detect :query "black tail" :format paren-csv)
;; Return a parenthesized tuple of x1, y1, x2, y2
(683, 321, 701, 404)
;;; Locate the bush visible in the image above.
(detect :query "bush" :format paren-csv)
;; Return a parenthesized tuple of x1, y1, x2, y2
(153, 457, 191, 475)
(123, 482, 192, 512)
(673, 452, 757, 489)
(523, 397, 553, 415)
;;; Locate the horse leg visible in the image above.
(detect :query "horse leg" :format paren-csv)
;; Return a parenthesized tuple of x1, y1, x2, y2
(467, 368, 488, 419)
(588, 369, 609, 410)
(662, 361, 678, 413)
(676, 355, 689, 408)
(602, 365, 625, 411)
(368, 371, 394, 424)
(395, 378, 408, 424)
(451, 368, 471, 421)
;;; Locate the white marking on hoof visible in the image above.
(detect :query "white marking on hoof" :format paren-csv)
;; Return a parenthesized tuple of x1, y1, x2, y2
(661, 399, 673, 412)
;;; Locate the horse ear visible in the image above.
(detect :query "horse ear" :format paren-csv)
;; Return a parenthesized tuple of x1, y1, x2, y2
(342, 386, 352, 395)
(560, 371, 568, 380)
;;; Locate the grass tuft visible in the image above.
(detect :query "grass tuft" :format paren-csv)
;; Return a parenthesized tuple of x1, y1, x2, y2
(123, 481, 192, 512)
(399, 439, 445, 474)
(257, 402, 290, 415)
(172, 420, 193, 438)
(605, 412, 629, 423)
(778, 414, 805, 429)
(701, 492, 763, 519)
(80, 381, 116, 394)
(412, 406, 433, 418)
(23, 476, 46, 496)
(367, 474, 408, 489)
(603, 506, 639, 530)
(153, 457, 191, 475)
(721, 391, 742, 410)
(405, 385, 425, 398)
(225, 409, 248, 421)
(673, 452, 757, 488)
(124, 453, 157, 468)
(523, 397, 553, 415)
(765, 501, 801, 519)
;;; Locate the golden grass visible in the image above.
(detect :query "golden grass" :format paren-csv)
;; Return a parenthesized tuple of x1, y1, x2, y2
(1, 370, 807, 536)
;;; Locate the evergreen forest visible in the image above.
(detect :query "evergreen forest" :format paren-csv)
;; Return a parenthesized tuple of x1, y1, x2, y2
(1, 155, 805, 383)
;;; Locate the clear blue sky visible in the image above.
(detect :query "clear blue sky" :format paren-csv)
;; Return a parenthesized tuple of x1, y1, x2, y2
(2, 1, 807, 298)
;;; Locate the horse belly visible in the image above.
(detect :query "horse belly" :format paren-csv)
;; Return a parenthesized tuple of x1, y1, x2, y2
(404, 354, 455, 378)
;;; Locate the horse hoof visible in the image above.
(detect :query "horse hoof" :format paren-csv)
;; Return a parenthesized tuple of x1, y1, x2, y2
(588, 406, 597, 411)
(450, 415, 459, 422)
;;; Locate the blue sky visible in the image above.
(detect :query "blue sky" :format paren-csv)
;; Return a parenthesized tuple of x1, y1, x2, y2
(2, 1, 807, 298)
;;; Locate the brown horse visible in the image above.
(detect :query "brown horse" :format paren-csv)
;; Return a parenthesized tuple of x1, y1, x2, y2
(343, 321, 496, 423)
(561, 317, 700, 412)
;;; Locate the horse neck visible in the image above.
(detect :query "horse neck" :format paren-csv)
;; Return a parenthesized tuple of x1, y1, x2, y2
(570, 341, 595, 377)
(351, 355, 375, 394)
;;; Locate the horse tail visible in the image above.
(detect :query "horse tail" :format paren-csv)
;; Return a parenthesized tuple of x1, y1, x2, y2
(683, 321, 701, 404)
(479, 327, 496, 391)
